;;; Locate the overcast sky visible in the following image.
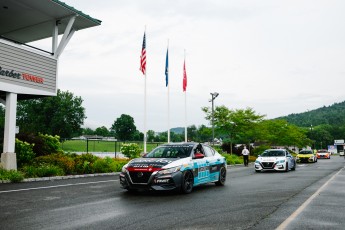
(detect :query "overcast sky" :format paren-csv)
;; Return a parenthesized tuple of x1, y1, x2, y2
(34, 0, 345, 132)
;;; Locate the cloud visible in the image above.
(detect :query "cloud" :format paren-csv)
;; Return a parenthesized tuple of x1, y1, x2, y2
(30, 0, 345, 132)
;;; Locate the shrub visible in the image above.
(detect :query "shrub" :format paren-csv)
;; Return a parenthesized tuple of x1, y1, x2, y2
(0, 168, 24, 182)
(16, 132, 62, 157)
(38, 133, 62, 155)
(33, 153, 75, 175)
(120, 143, 141, 158)
(252, 145, 271, 157)
(113, 159, 129, 171)
(22, 164, 64, 178)
(73, 153, 98, 174)
(93, 157, 111, 173)
(15, 138, 36, 167)
(222, 154, 243, 165)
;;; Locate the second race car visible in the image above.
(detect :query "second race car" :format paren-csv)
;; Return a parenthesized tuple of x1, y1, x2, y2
(254, 149, 296, 172)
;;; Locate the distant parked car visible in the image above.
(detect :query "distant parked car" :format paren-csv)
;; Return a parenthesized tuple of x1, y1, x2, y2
(339, 151, 344, 157)
(254, 149, 296, 172)
(296, 150, 317, 163)
(316, 149, 331, 159)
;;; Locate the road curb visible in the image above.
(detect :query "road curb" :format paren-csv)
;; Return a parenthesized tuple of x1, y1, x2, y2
(1, 164, 252, 183)
(0, 172, 120, 184)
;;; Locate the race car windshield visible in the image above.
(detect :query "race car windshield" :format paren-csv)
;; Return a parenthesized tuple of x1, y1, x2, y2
(299, 151, 312, 155)
(261, 150, 285, 157)
(145, 145, 193, 158)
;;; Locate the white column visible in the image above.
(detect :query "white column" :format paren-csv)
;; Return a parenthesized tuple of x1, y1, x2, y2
(1, 92, 18, 170)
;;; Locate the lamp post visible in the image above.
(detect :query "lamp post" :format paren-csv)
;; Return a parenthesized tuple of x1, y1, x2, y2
(229, 121, 236, 155)
(310, 124, 314, 149)
(210, 92, 219, 145)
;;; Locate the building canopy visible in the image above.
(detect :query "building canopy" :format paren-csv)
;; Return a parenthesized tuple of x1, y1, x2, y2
(0, 0, 101, 44)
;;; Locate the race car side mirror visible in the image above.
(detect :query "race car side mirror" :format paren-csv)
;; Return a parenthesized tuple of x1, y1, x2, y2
(194, 153, 205, 159)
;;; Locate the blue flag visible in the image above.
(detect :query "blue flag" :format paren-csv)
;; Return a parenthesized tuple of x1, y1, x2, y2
(165, 48, 169, 87)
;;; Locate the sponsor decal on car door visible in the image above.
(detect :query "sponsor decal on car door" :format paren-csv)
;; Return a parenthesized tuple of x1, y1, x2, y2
(193, 159, 210, 185)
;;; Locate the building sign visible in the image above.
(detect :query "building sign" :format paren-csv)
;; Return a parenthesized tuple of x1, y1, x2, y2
(0, 39, 57, 96)
(0, 66, 44, 84)
(334, 140, 344, 145)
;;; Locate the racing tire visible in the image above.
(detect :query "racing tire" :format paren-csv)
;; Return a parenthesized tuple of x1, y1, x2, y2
(181, 170, 194, 194)
(215, 166, 226, 186)
(291, 162, 296, 171)
(285, 162, 289, 172)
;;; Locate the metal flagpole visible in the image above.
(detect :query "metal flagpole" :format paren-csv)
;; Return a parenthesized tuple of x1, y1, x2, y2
(142, 26, 147, 153)
(166, 40, 170, 143)
(185, 90, 187, 142)
(184, 50, 187, 142)
(144, 68, 147, 152)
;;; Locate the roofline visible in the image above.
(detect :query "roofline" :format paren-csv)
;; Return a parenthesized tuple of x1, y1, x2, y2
(52, 0, 102, 25)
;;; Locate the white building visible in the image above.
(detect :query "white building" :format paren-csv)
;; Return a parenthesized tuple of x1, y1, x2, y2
(0, 0, 101, 170)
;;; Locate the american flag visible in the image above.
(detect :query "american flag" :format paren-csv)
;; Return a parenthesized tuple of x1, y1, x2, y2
(140, 32, 146, 75)
(183, 60, 187, 91)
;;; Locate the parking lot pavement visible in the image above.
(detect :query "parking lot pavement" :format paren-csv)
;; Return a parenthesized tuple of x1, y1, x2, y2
(277, 165, 345, 230)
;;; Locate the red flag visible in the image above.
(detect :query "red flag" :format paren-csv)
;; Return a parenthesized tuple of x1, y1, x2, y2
(140, 32, 146, 75)
(183, 60, 187, 91)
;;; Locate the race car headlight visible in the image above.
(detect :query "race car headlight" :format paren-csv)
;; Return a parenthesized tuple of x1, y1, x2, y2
(255, 160, 260, 164)
(276, 160, 285, 164)
(158, 166, 182, 175)
(309, 156, 314, 160)
(121, 165, 128, 173)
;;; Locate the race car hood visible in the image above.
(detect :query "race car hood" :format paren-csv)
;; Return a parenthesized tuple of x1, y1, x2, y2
(126, 158, 182, 172)
(257, 156, 286, 162)
(297, 154, 313, 158)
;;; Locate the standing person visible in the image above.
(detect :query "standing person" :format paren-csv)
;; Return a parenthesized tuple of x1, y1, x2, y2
(242, 146, 250, 167)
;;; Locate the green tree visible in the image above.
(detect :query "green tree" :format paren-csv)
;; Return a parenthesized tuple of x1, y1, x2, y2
(147, 130, 156, 142)
(111, 114, 137, 141)
(133, 130, 144, 141)
(95, 126, 110, 137)
(16, 89, 86, 138)
(202, 106, 264, 152)
(82, 127, 95, 136)
(307, 124, 333, 149)
(186, 125, 198, 141)
(258, 119, 310, 148)
(155, 132, 168, 142)
(197, 125, 212, 142)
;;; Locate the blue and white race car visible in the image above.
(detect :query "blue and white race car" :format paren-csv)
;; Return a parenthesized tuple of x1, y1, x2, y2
(120, 142, 227, 194)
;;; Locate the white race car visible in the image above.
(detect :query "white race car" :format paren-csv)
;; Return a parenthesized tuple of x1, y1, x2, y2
(120, 142, 227, 194)
(254, 149, 296, 172)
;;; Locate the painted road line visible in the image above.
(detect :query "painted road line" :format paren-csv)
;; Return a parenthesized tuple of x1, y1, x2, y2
(276, 167, 344, 230)
(0, 179, 118, 194)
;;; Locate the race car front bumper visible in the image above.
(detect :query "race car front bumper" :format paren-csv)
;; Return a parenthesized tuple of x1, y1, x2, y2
(120, 170, 184, 191)
(296, 157, 314, 163)
(254, 161, 286, 172)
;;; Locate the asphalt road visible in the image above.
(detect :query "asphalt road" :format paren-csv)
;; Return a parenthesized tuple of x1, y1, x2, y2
(0, 156, 344, 230)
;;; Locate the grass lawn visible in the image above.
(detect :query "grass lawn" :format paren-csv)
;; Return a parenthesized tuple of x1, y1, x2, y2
(61, 140, 163, 153)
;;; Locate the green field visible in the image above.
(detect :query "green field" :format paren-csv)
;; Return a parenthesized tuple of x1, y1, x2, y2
(61, 140, 163, 153)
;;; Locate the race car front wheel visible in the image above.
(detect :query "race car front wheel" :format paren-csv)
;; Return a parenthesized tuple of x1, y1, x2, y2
(181, 170, 194, 194)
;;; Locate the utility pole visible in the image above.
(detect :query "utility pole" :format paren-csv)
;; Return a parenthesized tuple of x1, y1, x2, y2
(210, 92, 219, 145)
